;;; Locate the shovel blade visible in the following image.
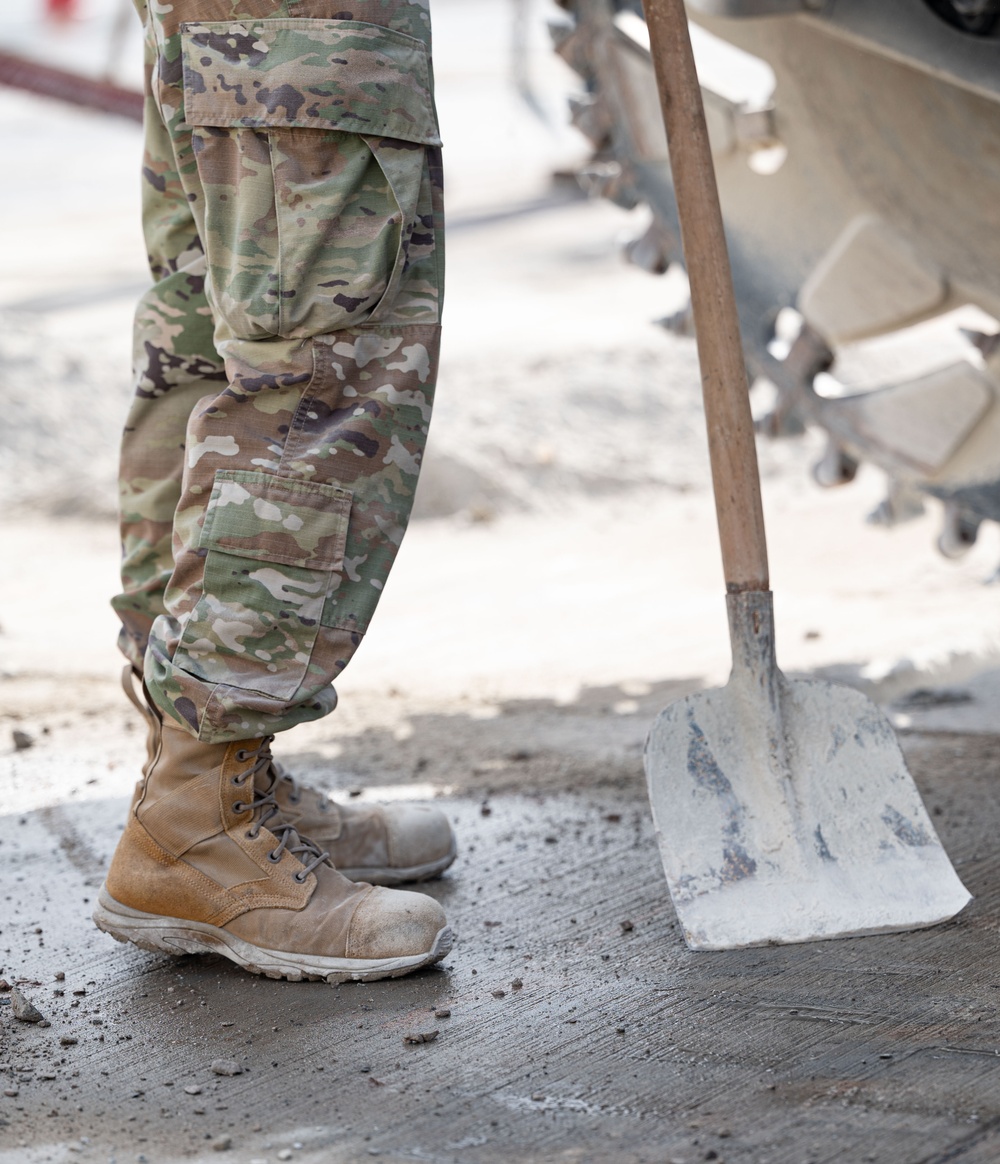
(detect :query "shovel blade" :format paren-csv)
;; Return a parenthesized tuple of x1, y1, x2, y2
(645, 675, 970, 950)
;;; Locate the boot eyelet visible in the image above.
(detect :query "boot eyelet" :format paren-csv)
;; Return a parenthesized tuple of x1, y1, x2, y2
(247, 827, 260, 840)
(293, 871, 307, 883)
(232, 801, 246, 814)
(267, 850, 281, 863)
(234, 749, 251, 762)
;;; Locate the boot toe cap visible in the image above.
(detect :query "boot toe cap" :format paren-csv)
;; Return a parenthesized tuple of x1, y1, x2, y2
(385, 804, 455, 869)
(347, 887, 448, 959)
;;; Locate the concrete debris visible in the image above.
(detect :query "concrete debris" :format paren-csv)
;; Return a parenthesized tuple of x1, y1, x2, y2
(0, 979, 10, 992)
(403, 1031, 439, 1045)
(10, 987, 45, 1023)
(211, 1136, 232, 1152)
(511, 978, 524, 990)
(11, 730, 34, 751)
(59, 1035, 77, 1046)
(210, 1059, 242, 1077)
(184, 1085, 202, 1095)
(620, 919, 634, 933)
(492, 989, 506, 998)
(433, 1007, 451, 1018)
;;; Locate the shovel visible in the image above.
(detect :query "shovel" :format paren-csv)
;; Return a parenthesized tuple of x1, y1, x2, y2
(641, 0, 971, 949)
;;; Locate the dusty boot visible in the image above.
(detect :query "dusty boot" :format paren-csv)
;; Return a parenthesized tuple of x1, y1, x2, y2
(121, 666, 457, 886)
(268, 766, 456, 886)
(94, 722, 453, 983)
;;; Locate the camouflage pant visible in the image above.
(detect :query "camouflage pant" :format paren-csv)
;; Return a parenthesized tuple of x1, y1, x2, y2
(111, 0, 443, 743)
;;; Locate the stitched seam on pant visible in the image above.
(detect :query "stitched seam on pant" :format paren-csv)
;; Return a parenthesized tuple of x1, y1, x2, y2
(271, 131, 286, 338)
(276, 342, 319, 479)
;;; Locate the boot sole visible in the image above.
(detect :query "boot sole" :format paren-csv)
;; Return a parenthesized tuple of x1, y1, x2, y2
(338, 838, 459, 887)
(93, 887, 453, 984)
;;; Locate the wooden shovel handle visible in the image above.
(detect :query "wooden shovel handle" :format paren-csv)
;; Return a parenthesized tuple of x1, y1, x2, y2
(645, 0, 769, 593)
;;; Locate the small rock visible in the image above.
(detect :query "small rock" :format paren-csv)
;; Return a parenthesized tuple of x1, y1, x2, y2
(492, 989, 506, 999)
(480, 805, 492, 817)
(0, 979, 10, 992)
(59, 1036, 77, 1047)
(53, 972, 65, 982)
(511, 978, 523, 990)
(184, 1085, 202, 1095)
(10, 987, 44, 1023)
(348, 787, 363, 799)
(12, 730, 34, 751)
(433, 1007, 451, 1019)
(3, 1088, 18, 1098)
(277, 1151, 294, 1162)
(402, 1030, 439, 1045)
(210, 1059, 243, 1077)
(620, 919, 634, 933)
(605, 813, 622, 823)
(211, 1136, 232, 1152)
(531, 1092, 546, 1102)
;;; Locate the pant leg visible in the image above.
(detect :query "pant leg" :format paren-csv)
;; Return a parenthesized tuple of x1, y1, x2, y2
(121, 0, 444, 742)
(112, 13, 227, 669)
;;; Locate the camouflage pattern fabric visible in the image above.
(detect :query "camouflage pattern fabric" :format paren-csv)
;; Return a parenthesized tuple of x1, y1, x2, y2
(112, 0, 443, 742)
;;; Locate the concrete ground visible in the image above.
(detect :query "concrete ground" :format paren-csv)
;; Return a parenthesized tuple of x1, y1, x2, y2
(4, 1, 1000, 1161)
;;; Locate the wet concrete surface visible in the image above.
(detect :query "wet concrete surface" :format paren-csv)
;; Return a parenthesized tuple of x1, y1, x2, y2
(3, 692, 1000, 1164)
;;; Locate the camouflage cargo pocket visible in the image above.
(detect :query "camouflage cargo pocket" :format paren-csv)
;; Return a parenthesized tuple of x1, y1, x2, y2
(180, 18, 441, 340)
(173, 469, 352, 699)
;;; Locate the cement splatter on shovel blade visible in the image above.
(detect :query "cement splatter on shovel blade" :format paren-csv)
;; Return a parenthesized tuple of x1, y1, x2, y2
(645, 674, 971, 950)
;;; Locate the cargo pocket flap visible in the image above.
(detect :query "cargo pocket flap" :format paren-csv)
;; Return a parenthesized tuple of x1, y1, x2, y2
(200, 470, 351, 570)
(181, 19, 440, 145)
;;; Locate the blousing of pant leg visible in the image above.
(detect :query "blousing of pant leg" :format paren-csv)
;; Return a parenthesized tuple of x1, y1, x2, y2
(126, 0, 444, 743)
(112, 6, 227, 671)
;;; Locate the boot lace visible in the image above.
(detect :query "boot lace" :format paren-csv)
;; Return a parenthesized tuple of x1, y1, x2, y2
(231, 739, 329, 882)
(270, 760, 331, 813)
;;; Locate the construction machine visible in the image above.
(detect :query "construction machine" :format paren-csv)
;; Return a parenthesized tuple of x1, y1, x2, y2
(555, 0, 1000, 564)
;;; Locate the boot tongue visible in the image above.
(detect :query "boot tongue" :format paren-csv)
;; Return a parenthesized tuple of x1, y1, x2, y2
(263, 761, 344, 838)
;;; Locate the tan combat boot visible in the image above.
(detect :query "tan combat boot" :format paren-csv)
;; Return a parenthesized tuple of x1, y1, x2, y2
(121, 667, 456, 885)
(95, 722, 453, 982)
